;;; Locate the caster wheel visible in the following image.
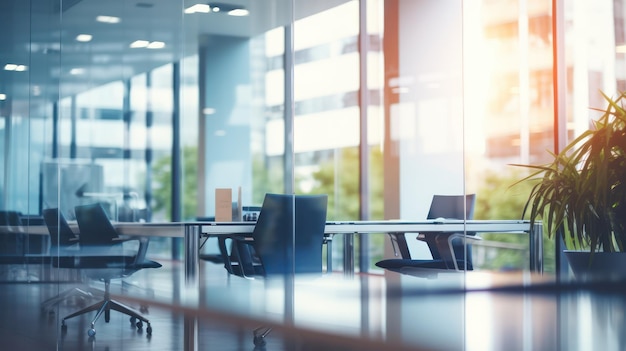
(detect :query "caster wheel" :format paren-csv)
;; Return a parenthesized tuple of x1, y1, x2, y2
(87, 328, 96, 337)
(146, 325, 152, 335)
(140, 305, 148, 313)
(105, 309, 110, 323)
(136, 321, 143, 329)
(61, 323, 67, 334)
(130, 317, 136, 325)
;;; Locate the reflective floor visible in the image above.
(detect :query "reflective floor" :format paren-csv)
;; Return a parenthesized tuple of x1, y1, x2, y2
(0, 261, 296, 351)
(5, 257, 626, 351)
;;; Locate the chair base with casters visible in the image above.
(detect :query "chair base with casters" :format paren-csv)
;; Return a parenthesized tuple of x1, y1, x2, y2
(60, 278, 153, 337)
(62, 202, 162, 337)
(54, 254, 161, 337)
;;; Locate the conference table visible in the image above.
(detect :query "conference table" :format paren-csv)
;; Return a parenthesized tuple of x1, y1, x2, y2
(1, 219, 542, 280)
(193, 219, 543, 278)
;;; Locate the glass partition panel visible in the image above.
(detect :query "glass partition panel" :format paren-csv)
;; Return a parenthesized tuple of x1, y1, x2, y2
(0, 0, 575, 350)
(463, 0, 555, 273)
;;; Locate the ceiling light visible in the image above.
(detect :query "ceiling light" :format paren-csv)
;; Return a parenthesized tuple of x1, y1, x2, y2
(184, 4, 211, 14)
(617, 45, 626, 53)
(4, 64, 28, 71)
(0, 94, 6, 101)
(146, 41, 165, 49)
(130, 40, 150, 48)
(207, 3, 248, 16)
(70, 68, 85, 75)
(130, 40, 165, 49)
(203, 107, 216, 115)
(96, 15, 121, 24)
(228, 8, 248, 16)
(76, 34, 93, 42)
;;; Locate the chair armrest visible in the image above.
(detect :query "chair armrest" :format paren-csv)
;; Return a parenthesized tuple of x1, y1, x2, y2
(446, 233, 481, 271)
(218, 235, 256, 278)
(116, 235, 150, 266)
(418, 232, 481, 271)
(323, 234, 334, 273)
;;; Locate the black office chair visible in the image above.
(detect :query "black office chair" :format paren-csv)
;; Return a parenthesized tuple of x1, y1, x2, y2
(42, 208, 79, 250)
(376, 194, 477, 276)
(56, 203, 161, 337)
(219, 193, 328, 278)
(218, 193, 327, 348)
(199, 206, 262, 266)
(0, 210, 24, 256)
(40, 208, 106, 313)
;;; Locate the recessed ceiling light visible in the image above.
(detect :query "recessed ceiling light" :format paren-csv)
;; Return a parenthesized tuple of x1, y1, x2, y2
(96, 15, 121, 24)
(130, 40, 150, 48)
(184, 4, 211, 14)
(146, 41, 165, 49)
(203, 107, 216, 115)
(4, 64, 28, 71)
(70, 68, 85, 75)
(0, 94, 6, 101)
(207, 3, 248, 16)
(228, 8, 248, 16)
(130, 40, 165, 49)
(76, 34, 93, 42)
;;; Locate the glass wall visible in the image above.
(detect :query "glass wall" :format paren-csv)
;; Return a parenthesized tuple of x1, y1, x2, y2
(2, 0, 626, 348)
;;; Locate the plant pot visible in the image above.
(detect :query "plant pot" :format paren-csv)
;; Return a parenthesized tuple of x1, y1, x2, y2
(564, 250, 626, 281)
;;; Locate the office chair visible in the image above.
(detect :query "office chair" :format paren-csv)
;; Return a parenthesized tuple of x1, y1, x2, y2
(219, 193, 328, 278)
(218, 193, 327, 348)
(55, 203, 161, 337)
(42, 208, 79, 250)
(376, 194, 477, 276)
(40, 208, 104, 313)
(199, 206, 262, 266)
(0, 210, 23, 256)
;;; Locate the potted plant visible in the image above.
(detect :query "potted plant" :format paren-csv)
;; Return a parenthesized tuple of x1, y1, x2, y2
(514, 91, 626, 280)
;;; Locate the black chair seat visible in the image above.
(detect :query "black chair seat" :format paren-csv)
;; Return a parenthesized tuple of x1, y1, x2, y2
(53, 256, 161, 270)
(375, 194, 476, 275)
(375, 258, 472, 271)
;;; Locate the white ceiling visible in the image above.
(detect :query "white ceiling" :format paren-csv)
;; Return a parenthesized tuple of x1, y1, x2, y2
(0, 0, 348, 104)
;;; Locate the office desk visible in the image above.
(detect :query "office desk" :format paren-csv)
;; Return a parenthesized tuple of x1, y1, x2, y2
(1, 219, 542, 280)
(199, 220, 543, 276)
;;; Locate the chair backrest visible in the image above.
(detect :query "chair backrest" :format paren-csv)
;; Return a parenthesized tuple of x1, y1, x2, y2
(74, 203, 120, 245)
(0, 210, 22, 226)
(42, 208, 77, 247)
(427, 194, 476, 220)
(0, 210, 23, 255)
(252, 193, 327, 276)
(425, 194, 476, 267)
